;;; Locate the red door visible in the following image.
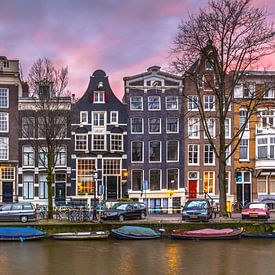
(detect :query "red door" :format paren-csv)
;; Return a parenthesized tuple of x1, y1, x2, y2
(189, 180, 197, 198)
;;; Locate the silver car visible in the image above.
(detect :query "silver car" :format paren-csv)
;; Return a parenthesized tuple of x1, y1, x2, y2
(0, 203, 37, 223)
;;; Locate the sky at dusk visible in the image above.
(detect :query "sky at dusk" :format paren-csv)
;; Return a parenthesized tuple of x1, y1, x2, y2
(0, 0, 274, 99)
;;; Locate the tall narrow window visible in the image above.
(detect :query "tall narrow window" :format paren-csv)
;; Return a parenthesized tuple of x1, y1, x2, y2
(167, 169, 178, 190)
(166, 118, 178, 133)
(0, 137, 8, 160)
(22, 117, 35, 138)
(204, 144, 214, 164)
(187, 96, 198, 111)
(150, 170, 161, 190)
(80, 112, 88, 124)
(131, 141, 143, 162)
(240, 139, 249, 160)
(149, 141, 161, 162)
(204, 95, 215, 111)
(0, 113, 8, 132)
(167, 141, 178, 161)
(188, 144, 199, 165)
(23, 146, 34, 166)
(23, 175, 34, 199)
(0, 88, 9, 108)
(131, 118, 143, 133)
(188, 118, 200, 138)
(239, 109, 249, 129)
(132, 170, 143, 191)
(203, 171, 214, 194)
(39, 174, 48, 199)
(149, 118, 161, 133)
(56, 147, 66, 166)
(93, 112, 105, 126)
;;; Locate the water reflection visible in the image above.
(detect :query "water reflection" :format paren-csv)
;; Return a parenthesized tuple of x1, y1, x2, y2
(0, 239, 275, 275)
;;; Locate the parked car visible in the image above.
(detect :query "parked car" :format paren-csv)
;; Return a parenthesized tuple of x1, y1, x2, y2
(241, 202, 270, 220)
(182, 199, 213, 222)
(101, 202, 146, 221)
(0, 203, 37, 223)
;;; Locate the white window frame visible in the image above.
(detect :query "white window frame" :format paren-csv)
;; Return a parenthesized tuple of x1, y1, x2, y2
(166, 96, 178, 110)
(131, 141, 144, 163)
(131, 118, 143, 134)
(225, 171, 231, 195)
(80, 111, 88, 124)
(148, 96, 161, 111)
(188, 118, 200, 138)
(225, 118, 231, 138)
(149, 140, 161, 163)
(92, 112, 106, 127)
(93, 91, 105, 103)
(204, 118, 216, 139)
(204, 95, 215, 111)
(131, 169, 144, 191)
(187, 95, 199, 111)
(110, 111, 118, 124)
(0, 112, 8, 132)
(0, 88, 9, 108)
(39, 174, 48, 199)
(188, 144, 199, 165)
(166, 140, 179, 162)
(130, 96, 143, 111)
(167, 168, 179, 190)
(75, 134, 88, 151)
(226, 146, 231, 166)
(149, 169, 162, 191)
(0, 137, 8, 160)
(56, 147, 67, 166)
(204, 144, 215, 165)
(148, 118, 161, 134)
(239, 138, 249, 161)
(23, 174, 34, 199)
(92, 134, 106, 151)
(203, 171, 215, 194)
(166, 117, 179, 133)
(239, 108, 249, 130)
(23, 146, 35, 167)
(110, 134, 123, 152)
(234, 84, 243, 98)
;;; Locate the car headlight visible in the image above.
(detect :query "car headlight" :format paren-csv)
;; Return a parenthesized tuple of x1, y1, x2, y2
(201, 210, 207, 215)
(182, 211, 187, 215)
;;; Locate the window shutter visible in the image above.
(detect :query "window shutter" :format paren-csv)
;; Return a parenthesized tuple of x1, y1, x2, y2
(89, 91, 94, 102)
(104, 91, 109, 103)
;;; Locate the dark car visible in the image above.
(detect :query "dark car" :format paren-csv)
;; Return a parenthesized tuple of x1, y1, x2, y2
(182, 199, 213, 222)
(0, 203, 37, 223)
(101, 202, 146, 221)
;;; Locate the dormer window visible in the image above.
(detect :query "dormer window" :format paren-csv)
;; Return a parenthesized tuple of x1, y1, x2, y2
(94, 91, 105, 103)
(205, 59, 213, 70)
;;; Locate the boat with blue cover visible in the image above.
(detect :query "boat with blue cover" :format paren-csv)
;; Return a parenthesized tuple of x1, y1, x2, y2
(0, 227, 45, 241)
(242, 232, 275, 239)
(111, 226, 161, 240)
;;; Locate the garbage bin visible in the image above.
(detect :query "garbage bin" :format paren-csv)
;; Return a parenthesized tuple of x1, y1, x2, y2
(226, 201, 232, 213)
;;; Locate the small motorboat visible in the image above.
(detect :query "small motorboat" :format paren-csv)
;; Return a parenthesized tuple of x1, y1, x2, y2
(242, 232, 275, 239)
(0, 227, 45, 241)
(170, 227, 243, 240)
(111, 226, 161, 240)
(50, 231, 109, 240)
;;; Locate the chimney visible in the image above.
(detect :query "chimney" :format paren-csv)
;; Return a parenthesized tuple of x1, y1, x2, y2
(22, 82, 29, 97)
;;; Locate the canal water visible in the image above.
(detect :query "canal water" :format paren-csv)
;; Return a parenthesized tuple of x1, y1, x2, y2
(0, 239, 275, 275)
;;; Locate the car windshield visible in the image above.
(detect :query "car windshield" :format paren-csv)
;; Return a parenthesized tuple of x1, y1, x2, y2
(248, 203, 266, 209)
(110, 203, 128, 210)
(185, 201, 208, 209)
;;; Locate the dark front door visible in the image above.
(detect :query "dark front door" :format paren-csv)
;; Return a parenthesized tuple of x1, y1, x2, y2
(3, 182, 13, 203)
(237, 183, 251, 206)
(189, 180, 197, 199)
(55, 183, 66, 206)
(107, 176, 117, 200)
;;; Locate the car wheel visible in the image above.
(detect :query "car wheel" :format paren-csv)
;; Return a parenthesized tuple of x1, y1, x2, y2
(140, 212, 146, 220)
(119, 215, 125, 222)
(21, 216, 28, 223)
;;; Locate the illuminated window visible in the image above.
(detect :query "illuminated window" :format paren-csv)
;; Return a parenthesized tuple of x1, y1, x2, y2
(203, 171, 214, 193)
(77, 159, 96, 195)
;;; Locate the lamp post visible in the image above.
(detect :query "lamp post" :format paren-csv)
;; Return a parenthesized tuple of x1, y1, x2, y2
(92, 170, 98, 221)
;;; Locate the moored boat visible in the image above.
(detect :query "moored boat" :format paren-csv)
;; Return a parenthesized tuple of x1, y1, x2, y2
(0, 227, 45, 241)
(242, 232, 275, 239)
(50, 231, 109, 240)
(111, 226, 161, 240)
(170, 227, 243, 240)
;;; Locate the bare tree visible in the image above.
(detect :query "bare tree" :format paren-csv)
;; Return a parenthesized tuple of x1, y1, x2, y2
(20, 58, 71, 219)
(171, 0, 275, 216)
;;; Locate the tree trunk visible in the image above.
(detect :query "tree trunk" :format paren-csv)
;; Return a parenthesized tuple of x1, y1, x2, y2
(47, 156, 54, 219)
